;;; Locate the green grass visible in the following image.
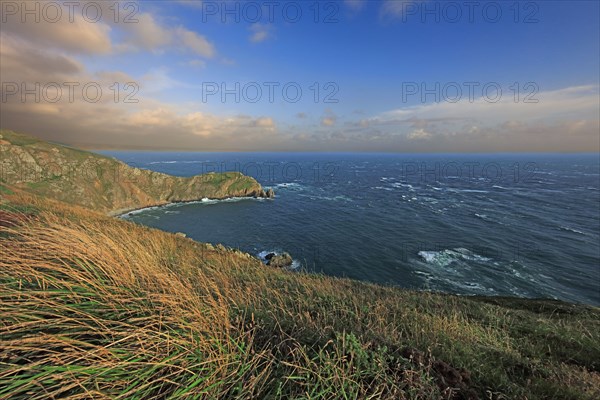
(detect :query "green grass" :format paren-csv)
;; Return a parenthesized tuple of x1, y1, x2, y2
(1, 191, 599, 400)
(0, 184, 14, 195)
(0, 201, 39, 215)
(229, 178, 258, 192)
(201, 172, 257, 194)
(1, 129, 44, 146)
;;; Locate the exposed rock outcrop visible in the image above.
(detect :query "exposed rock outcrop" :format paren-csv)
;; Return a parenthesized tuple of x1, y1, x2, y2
(256, 188, 275, 199)
(266, 252, 293, 268)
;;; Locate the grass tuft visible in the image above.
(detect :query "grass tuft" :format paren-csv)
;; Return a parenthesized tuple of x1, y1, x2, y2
(1, 191, 599, 399)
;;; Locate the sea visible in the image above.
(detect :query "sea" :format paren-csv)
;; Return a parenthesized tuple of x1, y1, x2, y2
(99, 151, 600, 306)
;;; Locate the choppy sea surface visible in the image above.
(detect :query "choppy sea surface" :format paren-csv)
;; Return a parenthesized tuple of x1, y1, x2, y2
(100, 152, 600, 305)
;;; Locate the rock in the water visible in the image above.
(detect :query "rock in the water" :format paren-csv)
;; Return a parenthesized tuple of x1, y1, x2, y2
(256, 188, 275, 199)
(175, 232, 187, 238)
(265, 252, 276, 260)
(267, 252, 293, 268)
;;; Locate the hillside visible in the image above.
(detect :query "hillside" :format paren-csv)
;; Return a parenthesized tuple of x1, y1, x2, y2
(1, 189, 599, 399)
(0, 130, 273, 215)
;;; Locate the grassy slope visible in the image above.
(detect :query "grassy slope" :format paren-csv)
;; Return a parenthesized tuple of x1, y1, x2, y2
(0, 130, 267, 215)
(1, 189, 598, 399)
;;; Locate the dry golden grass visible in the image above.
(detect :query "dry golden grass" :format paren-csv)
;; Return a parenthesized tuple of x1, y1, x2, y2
(1, 190, 599, 399)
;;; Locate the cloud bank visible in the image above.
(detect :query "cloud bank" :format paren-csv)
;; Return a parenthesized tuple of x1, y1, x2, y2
(1, 1, 598, 152)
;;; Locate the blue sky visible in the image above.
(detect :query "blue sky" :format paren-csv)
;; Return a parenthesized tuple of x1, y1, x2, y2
(1, 0, 599, 151)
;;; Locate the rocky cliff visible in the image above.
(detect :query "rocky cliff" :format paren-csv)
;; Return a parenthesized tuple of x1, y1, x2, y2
(0, 130, 273, 214)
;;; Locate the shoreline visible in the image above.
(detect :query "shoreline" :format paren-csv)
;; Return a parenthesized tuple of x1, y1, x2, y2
(108, 194, 272, 218)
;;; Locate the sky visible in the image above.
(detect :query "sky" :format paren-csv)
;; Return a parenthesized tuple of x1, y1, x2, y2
(0, 0, 599, 152)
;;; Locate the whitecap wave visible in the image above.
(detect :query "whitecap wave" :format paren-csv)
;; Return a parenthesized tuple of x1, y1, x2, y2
(447, 188, 489, 193)
(372, 186, 393, 191)
(440, 277, 495, 293)
(475, 213, 492, 221)
(275, 182, 304, 190)
(559, 226, 586, 235)
(391, 182, 415, 191)
(418, 248, 491, 268)
(298, 194, 353, 202)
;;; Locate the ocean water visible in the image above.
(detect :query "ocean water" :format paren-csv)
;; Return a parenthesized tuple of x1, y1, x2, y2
(100, 152, 600, 306)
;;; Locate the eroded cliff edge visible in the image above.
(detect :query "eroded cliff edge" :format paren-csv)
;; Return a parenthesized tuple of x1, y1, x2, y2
(0, 130, 273, 215)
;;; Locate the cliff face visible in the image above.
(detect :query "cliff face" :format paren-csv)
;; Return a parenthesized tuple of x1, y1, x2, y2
(0, 130, 273, 214)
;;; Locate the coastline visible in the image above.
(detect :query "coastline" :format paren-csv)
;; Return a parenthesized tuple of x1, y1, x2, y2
(2, 156, 599, 399)
(108, 194, 272, 218)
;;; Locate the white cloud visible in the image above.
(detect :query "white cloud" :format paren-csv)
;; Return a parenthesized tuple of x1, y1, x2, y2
(118, 13, 215, 57)
(1, 8, 112, 55)
(175, 27, 215, 57)
(0, 34, 84, 82)
(382, 85, 600, 126)
(2, 2, 216, 58)
(342, 85, 600, 151)
(320, 109, 338, 127)
(321, 117, 336, 127)
(253, 117, 276, 130)
(249, 23, 273, 43)
(118, 13, 171, 51)
(407, 128, 432, 140)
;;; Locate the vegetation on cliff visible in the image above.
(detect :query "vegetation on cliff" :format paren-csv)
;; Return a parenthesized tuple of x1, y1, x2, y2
(0, 130, 272, 215)
(0, 189, 598, 399)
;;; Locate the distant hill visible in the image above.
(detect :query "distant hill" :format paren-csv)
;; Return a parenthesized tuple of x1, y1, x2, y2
(0, 130, 272, 214)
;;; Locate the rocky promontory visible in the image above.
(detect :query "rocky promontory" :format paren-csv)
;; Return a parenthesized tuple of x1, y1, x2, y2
(0, 130, 273, 214)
